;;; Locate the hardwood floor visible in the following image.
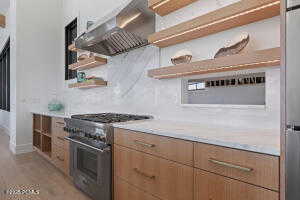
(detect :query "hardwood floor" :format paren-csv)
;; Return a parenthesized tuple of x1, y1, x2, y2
(0, 131, 91, 200)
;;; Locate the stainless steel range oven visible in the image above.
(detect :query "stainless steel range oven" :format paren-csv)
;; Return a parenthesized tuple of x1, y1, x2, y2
(68, 136, 111, 200)
(64, 113, 152, 200)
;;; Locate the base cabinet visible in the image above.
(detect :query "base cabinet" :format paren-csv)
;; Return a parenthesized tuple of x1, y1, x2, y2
(32, 114, 70, 177)
(114, 145, 194, 200)
(194, 169, 279, 200)
(114, 177, 160, 200)
(113, 128, 280, 200)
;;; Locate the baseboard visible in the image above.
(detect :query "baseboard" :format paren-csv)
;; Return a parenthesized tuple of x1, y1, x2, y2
(0, 125, 10, 136)
(10, 142, 34, 155)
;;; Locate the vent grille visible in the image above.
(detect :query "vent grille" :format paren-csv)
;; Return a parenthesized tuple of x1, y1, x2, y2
(104, 31, 148, 56)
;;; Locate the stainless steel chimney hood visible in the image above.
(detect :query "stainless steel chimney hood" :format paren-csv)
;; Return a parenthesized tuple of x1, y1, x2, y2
(75, 0, 155, 56)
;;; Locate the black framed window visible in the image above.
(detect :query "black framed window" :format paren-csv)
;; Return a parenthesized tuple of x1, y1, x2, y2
(65, 18, 77, 80)
(0, 38, 10, 112)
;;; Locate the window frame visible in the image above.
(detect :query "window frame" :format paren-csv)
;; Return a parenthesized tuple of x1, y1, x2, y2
(0, 38, 10, 112)
(65, 18, 78, 80)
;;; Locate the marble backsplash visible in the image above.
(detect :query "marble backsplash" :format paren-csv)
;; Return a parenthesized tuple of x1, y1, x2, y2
(56, 45, 280, 130)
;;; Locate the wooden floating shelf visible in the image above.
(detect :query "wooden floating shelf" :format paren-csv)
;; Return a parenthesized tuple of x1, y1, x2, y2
(148, 48, 280, 79)
(68, 43, 84, 52)
(0, 14, 5, 28)
(148, 0, 280, 48)
(68, 79, 108, 89)
(69, 56, 107, 71)
(149, 0, 197, 16)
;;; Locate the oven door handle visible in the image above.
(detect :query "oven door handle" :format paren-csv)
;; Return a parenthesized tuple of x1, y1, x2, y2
(65, 137, 109, 153)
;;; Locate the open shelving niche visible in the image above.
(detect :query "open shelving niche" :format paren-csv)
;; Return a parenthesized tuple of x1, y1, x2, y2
(148, 0, 280, 48)
(68, 43, 109, 89)
(33, 114, 52, 158)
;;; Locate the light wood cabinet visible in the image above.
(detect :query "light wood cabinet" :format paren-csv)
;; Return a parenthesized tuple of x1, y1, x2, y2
(194, 169, 279, 200)
(33, 115, 70, 177)
(114, 177, 160, 200)
(114, 144, 194, 200)
(114, 128, 194, 166)
(113, 128, 280, 200)
(194, 142, 279, 191)
(51, 117, 70, 176)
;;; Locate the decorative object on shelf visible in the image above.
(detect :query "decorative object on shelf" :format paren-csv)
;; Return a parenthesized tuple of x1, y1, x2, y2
(148, 47, 280, 79)
(171, 49, 193, 65)
(214, 33, 250, 58)
(78, 54, 89, 61)
(68, 43, 84, 52)
(48, 100, 64, 111)
(77, 72, 86, 83)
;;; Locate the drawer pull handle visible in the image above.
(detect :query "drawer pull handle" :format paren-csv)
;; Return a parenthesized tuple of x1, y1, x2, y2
(56, 156, 64, 162)
(56, 122, 65, 125)
(133, 168, 156, 180)
(208, 159, 253, 172)
(57, 136, 65, 141)
(134, 140, 155, 148)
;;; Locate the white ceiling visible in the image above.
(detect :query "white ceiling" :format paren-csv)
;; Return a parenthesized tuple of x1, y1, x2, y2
(0, 0, 9, 13)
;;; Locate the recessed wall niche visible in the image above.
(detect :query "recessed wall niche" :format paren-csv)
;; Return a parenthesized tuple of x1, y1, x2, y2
(181, 73, 266, 106)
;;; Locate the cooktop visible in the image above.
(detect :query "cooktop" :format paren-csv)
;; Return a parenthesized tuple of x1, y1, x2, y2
(71, 113, 151, 124)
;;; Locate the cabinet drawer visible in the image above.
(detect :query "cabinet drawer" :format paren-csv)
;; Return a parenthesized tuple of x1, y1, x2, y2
(114, 128, 194, 166)
(195, 169, 279, 200)
(52, 144, 65, 171)
(114, 145, 193, 200)
(52, 118, 68, 147)
(194, 143, 279, 191)
(114, 177, 160, 200)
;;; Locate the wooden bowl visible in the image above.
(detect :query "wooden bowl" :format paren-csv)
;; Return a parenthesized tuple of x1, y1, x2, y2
(171, 55, 192, 65)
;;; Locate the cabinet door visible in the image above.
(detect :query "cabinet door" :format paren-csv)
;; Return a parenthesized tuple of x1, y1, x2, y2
(64, 139, 70, 176)
(114, 177, 160, 200)
(114, 145, 193, 200)
(194, 142, 279, 191)
(194, 169, 279, 200)
(114, 128, 194, 166)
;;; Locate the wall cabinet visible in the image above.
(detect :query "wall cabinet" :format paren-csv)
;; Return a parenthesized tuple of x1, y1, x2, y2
(114, 128, 279, 200)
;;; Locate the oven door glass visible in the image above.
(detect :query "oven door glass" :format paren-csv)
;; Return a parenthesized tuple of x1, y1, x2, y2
(77, 147, 98, 181)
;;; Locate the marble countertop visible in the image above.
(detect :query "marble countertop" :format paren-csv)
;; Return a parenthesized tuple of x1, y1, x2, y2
(113, 120, 280, 156)
(30, 111, 280, 156)
(31, 111, 70, 119)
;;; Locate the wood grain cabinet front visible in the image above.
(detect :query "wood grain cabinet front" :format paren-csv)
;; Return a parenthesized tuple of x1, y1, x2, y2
(114, 144, 194, 200)
(194, 143, 280, 191)
(51, 117, 70, 176)
(52, 144, 65, 170)
(194, 169, 279, 200)
(114, 128, 194, 166)
(114, 177, 160, 200)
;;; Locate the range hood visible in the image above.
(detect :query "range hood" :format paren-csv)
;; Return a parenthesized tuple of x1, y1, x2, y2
(75, 0, 155, 56)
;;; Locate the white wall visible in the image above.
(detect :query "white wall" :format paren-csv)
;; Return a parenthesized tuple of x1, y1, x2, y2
(58, 0, 280, 130)
(0, 0, 281, 154)
(3, 0, 63, 154)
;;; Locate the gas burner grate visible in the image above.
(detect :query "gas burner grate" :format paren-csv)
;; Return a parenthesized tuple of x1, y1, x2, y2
(71, 113, 151, 124)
